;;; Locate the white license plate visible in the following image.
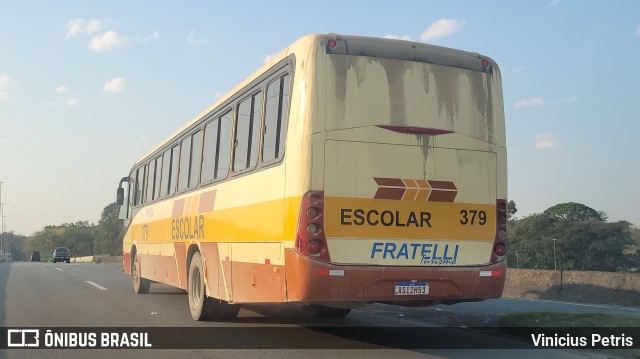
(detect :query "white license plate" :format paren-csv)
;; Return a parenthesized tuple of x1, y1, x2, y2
(394, 282, 429, 295)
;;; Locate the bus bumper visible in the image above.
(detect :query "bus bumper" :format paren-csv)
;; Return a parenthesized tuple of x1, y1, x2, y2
(284, 249, 506, 306)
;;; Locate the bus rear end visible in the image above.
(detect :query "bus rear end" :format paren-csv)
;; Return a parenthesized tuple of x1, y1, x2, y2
(285, 35, 507, 308)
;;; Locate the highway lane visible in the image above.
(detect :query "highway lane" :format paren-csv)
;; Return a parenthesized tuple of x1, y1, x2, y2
(2, 261, 190, 327)
(0, 262, 629, 359)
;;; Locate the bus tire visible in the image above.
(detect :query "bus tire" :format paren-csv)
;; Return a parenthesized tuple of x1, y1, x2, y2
(132, 251, 150, 294)
(217, 301, 240, 321)
(201, 297, 240, 321)
(188, 252, 214, 321)
(302, 304, 351, 318)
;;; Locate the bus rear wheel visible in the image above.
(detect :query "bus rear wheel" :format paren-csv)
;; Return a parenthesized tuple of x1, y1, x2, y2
(132, 251, 150, 294)
(188, 252, 240, 321)
(188, 252, 212, 320)
(210, 299, 240, 321)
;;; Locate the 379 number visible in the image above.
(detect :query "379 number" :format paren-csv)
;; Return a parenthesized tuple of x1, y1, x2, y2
(460, 210, 487, 225)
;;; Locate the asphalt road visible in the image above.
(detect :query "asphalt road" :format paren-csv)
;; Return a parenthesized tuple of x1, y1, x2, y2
(0, 261, 636, 359)
(361, 296, 640, 328)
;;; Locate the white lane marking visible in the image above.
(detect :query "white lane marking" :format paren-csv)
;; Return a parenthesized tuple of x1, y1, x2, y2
(55, 268, 63, 271)
(86, 281, 108, 291)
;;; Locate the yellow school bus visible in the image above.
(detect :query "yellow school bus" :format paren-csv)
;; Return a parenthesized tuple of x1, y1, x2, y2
(116, 34, 508, 320)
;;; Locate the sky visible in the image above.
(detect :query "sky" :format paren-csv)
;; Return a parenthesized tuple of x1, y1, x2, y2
(1, 1, 639, 236)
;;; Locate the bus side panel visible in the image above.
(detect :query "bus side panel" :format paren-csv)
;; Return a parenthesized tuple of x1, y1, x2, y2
(230, 262, 286, 303)
(139, 252, 162, 283)
(201, 242, 223, 300)
(284, 248, 505, 303)
(136, 244, 185, 289)
(122, 229, 132, 275)
(173, 243, 187, 289)
(122, 251, 131, 275)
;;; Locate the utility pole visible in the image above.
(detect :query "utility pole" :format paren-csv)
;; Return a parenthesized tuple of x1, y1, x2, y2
(552, 238, 557, 271)
(1, 214, 5, 262)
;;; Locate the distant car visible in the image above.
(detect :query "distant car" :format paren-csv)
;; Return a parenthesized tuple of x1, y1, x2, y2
(30, 251, 40, 262)
(53, 247, 71, 263)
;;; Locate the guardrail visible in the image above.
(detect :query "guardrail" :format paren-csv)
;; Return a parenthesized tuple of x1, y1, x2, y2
(71, 255, 123, 264)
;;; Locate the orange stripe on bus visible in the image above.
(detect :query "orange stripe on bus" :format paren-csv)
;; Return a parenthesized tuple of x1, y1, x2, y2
(172, 199, 185, 217)
(198, 190, 217, 213)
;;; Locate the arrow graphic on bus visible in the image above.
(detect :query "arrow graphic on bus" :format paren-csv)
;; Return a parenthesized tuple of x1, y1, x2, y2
(373, 178, 457, 202)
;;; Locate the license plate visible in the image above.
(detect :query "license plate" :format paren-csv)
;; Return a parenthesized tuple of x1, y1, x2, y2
(394, 282, 429, 295)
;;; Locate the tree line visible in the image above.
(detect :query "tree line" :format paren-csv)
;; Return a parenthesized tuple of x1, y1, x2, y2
(1, 200, 639, 272)
(507, 202, 640, 272)
(1, 203, 121, 261)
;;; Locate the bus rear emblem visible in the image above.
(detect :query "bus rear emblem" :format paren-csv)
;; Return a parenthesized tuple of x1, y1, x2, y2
(373, 178, 457, 202)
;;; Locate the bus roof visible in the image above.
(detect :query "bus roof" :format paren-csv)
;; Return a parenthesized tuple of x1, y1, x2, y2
(134, 34, 316, 165)
(134, 33, 496, 166)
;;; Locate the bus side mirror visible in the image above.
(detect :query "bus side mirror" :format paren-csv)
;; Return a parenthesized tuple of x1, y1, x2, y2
(116, 187, 125, 205)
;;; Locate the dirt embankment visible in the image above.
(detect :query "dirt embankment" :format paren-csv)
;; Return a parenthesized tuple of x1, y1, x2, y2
(504, 269, 640, 308)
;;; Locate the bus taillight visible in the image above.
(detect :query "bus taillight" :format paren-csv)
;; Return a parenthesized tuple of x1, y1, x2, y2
(295, 191, 331, 262)
(491, 199, 508, 263)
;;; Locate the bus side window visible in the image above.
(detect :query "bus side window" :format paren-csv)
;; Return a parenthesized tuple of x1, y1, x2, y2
(178, 130, 203, 192)
(189, 130, 203, 189)
(217, 111, 232, 178)
(118, 182, 131, 220)
(133, 169, 139, 206)
(177, 136, 192, 192)
(168, 145, 179, 196)
(160, 148, 171, 197)
(279, 75, 290, 158)
(160, 145, 179, 198)
(153, 156, 162, 200)
(146, 159, 157, 202)
(201, 119, 220, 183)
(201, 111, 232, 183)
(233, 91, 262, 172)
(134, 165, 146, 206)
(263, 74, 290, 163)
